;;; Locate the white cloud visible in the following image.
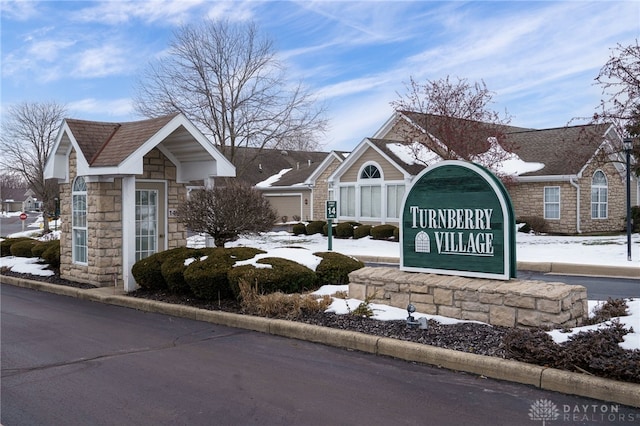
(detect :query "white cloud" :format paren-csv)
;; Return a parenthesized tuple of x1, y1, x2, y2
(0, 0, 39, 21)
(68, 98, 134, 118)
(73, 44, 129, 78)
(72, 0, 205, 25)
(27, 39, 76, 62)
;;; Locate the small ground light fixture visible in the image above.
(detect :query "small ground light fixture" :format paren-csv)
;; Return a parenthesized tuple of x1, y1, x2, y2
(406, 304, 428, 329)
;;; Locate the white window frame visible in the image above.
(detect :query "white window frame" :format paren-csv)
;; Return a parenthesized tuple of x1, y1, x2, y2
(339, 185, 355, 217)
(591, 170, 608, 219)
(543, 186, 560, 220)
(386, 184, 405, 219)
(72, 176, 88, 264)
(357, 162, 383, 220)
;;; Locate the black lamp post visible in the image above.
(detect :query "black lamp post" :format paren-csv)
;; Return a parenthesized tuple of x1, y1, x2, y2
(623, 138, 633, 261)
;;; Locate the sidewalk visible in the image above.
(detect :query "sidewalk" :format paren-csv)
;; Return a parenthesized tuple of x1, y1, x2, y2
(1, 273, 638, 408)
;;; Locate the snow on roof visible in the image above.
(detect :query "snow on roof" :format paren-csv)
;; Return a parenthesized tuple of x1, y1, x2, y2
(471, 139, 545, 176)
(386, 136, 544, 177)
(386, 141, 442, 166)
(255, 168, 292, 188)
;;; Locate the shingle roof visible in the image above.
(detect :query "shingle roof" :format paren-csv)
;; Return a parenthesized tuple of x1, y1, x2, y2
(394, 112, 614, 177)
(506, 124, 612, 176)
(225, 147, 331, 187)
(65, 114, 179, 166)
(367, 138, 427, 176)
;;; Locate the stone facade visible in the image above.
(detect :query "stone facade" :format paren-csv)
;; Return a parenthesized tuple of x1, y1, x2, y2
(510, 158, 626, 234)
(60, 148, 188, 287)
(312, 156, 342, 220)
(349, 267, 588, 329)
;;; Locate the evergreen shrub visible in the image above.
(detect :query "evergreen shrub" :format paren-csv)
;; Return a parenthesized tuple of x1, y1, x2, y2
(228, 256, 317, 297)
(335, 222, 354, 238)
(10, 239, 38, 257)
(1, 237, 32, 257)
(371, 224, 397, 240)
(314, 251, 364, 285)
(292, 223, 307, 235)
(184, 247, 264, 300)
(353, 224, 372, 239)
(306, 221, 326, 235)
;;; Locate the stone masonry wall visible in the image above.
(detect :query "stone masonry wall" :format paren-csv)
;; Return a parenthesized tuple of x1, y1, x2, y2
(139, 148, 188, 249)
(349, 267, 588, 329)
(60, 148, 188, 287)
(312, 157, 341, 221)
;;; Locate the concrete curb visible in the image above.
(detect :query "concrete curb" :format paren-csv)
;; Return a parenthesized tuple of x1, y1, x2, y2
(1, 275, 639, 408)
(357, 256, 640, 279)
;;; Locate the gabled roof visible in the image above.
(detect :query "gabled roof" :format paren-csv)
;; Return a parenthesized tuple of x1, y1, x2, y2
(225, 147, 333, 188)
(0, 187, 30, 202)
(372, 111, 620, 179)
(45, 113, 235, 182)
(506, 123, 615, 177)
(65, 114, 179, 167)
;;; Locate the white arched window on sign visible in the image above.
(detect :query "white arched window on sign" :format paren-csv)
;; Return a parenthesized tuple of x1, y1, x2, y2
(72, 176, 88, 264)
(359, 163, 382, 218)
(591, 170, 608, 219)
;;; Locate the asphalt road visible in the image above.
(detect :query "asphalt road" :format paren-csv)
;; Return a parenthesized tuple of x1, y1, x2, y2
(0, 215, 33, 237)
(518, 270, 640, 300)
(3, 285, 639, 425)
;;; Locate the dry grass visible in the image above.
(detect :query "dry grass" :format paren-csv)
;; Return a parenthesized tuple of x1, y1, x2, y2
(238, 279, 332, 319)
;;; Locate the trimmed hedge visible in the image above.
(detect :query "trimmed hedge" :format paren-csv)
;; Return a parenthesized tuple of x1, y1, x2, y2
(353, 224, 372, 239)
(1, 237, 33, 257)
(161, 248, 215, 294)
(228, 257, 317, 297)
(335, 222, 354, 238)
(31, 240, 56, 258)
(40, 240, 60, 269)
(306, 221, 326, 235)
(314, 251, 364, 285)
(10, 240, 38, 258)
(184, 247, 264, 300)
(292, 222, 307, 235)
(371, 224, 398, 240)
(132, 247, 189, 291)
(322, 223, 336, 237)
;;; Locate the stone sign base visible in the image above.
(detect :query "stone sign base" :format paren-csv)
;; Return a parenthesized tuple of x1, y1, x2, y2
(348, 267, 588, 329)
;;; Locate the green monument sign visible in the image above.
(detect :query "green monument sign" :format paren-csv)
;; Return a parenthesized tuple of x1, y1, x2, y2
(400, 160, 516, 280)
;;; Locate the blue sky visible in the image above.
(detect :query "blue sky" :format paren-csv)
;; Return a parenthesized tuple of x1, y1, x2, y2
(1, 1, 639, 151)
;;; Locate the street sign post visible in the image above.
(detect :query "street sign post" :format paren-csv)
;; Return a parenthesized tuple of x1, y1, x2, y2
(326, 201, 337, 251)
(20, 212, 27, 232)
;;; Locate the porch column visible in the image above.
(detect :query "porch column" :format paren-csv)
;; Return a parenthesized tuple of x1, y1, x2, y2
(122, 176, 137, 291)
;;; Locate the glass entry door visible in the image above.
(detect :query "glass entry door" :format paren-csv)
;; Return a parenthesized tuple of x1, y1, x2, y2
(135, 182, 166, 261)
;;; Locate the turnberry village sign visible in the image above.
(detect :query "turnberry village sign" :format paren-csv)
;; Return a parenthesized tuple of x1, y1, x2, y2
(400, 160, 516, 280)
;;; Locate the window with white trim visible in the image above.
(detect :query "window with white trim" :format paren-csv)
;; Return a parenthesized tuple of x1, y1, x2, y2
(358, 163, 382, 218)
(386, 184, 405, 219)
(591, 170, 608, 219)
(72, 176, 88, 264)
(360, 185, 381, 217)
(339, 186, 355, 216)
(544, 186, 560, 220)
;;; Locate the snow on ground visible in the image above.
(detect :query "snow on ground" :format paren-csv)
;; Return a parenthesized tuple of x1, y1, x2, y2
(3, 224, 639, 351)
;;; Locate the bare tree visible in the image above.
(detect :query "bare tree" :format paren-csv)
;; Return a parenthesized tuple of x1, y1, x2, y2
(593, 39, 640, 174)
(134, 19, 327, 177)
(0, 101, 66, 231)
(594, 39, 640, 136)
(390, 76, 515, 177)
(177, 181, 277, 247)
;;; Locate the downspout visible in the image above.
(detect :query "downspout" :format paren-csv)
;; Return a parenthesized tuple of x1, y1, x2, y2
(569, 177, 581, 234)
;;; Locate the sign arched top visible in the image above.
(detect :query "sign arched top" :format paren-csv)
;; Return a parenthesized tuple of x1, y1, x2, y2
(400, 160, 516, 280)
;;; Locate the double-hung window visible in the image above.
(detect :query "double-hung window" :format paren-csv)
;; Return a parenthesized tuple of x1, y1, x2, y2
(359, 164, 382, 218)
(72, 176, 88, 264)
(591, 171, 608, 219)
(339, 186, 355, 216)
(386, 184, 405, 219)
(544, 186, 560, 220)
